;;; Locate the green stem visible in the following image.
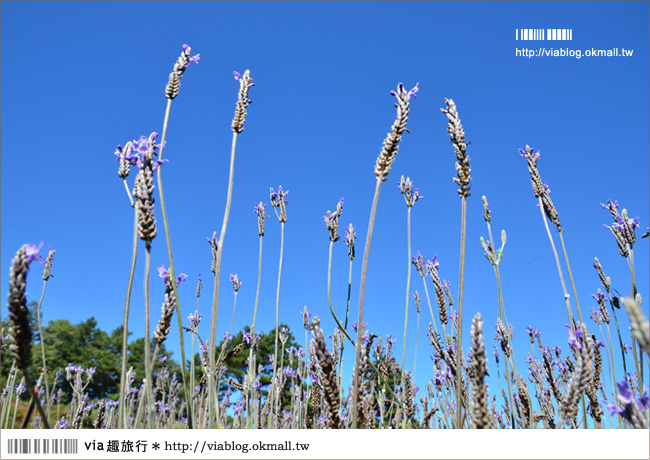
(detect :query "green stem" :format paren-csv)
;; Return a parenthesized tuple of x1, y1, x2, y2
(328, 241, 357, 347)
(412, 309, 420, 383)
(143, 246, 154, 429)
(338, 258, 353, 382)
(538, 197, 574, 329)
(352, 177, 382, 429)
(119, 207, 138, 429)
(268, 221, 285, 428)
(455, 196, 467, 430)
(402, 206, 412, 372)
(208, 131, 239, 427)
(558, 230, 584, 323)
(36, 281, 50, 404)
(156, 98, 192, 428)
(628, 247, 643, 388)
(422, 276, 441, 338)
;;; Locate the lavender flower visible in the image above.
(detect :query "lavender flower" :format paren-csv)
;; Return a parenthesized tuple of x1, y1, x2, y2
(605, 381, 649, 428)
(232, 70, 255, 133)
(324, 198, 344, 242)
(254, 202, 268, 236)
(411, 251, 427, 278)
(229, 274, 242, 292)
(165, 44, 200, 100)
(398, 176, 422, 207)
(344, 223, 356, 260)
(374, 82, 418, 181)
(207, 232, 219, 273)
(270, 186, 289, 223)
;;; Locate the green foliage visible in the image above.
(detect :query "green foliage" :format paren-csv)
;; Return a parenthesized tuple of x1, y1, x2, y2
(1, 311, 179, 403)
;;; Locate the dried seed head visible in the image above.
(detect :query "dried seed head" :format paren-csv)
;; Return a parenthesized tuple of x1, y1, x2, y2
(254, 202, 268, 236)
(344, 223, 356, 261)
(196, 275, 202, 298)
(231, 70, 255, 134)
(8, 244, 42, 372)
(270, 186, 289, 223)
(374, 83, 417, 181)
(621, 296, 649, 356)
(482, 196, 491, 222)
(207, 232, 219, 274)
(311, 326, 341, 428)
(115, 142, 133, 179)
(324, 198, 344, 242)
(593, 258, 611, 291)
(154, 266, 187, 345)
(470, 313, 489, 428)
(42, 247, 56, 281)
(441, 98, 471, 198)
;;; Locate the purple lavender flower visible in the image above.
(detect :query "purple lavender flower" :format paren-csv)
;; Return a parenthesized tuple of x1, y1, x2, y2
(23, 242, 44, 264)
(229, 273, 242, 292)
(493, 346, 500, 364)
(518, 147, 540, 160)
(391, 82, 418, 101)
(351, 321, 368, 333)
(188, 312, 203, 327)
(157, 265, 187, 285)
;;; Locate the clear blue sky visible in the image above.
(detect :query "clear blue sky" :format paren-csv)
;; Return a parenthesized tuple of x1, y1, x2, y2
(2, 1, 648, 396)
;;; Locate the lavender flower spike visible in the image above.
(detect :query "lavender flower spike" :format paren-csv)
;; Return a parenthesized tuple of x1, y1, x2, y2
(165, 44, 200, 100)
(374, 82, 417, 181)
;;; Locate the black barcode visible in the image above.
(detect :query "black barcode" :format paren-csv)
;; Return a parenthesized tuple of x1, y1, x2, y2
(7, 439, 78, 455)
(516, 28, 573, 41)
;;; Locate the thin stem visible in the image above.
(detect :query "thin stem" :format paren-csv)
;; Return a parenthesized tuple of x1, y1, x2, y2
(338, 258, 354, 380)
(209, 131, 239, 427)
(412, 309, 420, 383)
(143, 246, 154, 429)
(402, 206, 412, 372)
(246, 235, 264, 391)
(122, 178, 134, 208)
(353, 177, 382, 429)
(119, 206, 138, 429)
(36, 281, 50, 404)
(628, 247, 643, 388)
(156, 98, 192, 428)
(455, 196, 467, 430)
(421, 277, 440, 337)
(558, 230, 584, 323)
(268, 220, 285, 428)
(328, 241, 357, 347)
(538, 196, 574, 329)
(22, 371, 50, 429)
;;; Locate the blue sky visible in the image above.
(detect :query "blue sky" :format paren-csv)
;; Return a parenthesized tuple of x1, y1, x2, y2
(1, 1, 648, 398)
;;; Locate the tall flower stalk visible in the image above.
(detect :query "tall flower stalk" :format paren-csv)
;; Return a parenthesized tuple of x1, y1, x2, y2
(398, 177, 421, 372)
(602, 202, 644, 386)
(7, 244, 50, 429)
(520, 146, 576, 328)
(339, 223, 357, 379)
(353, 82, 417, 429)
(479, 196, 516, 427)
(36, 247, 55, 403)
(441, 97, 471, 429)
(132, 133, 165, 428)
(269, 185, 288, 425)
(157, 44, 200, 428)
(114, 139, 139, 429)
(207, 69, 254, 427)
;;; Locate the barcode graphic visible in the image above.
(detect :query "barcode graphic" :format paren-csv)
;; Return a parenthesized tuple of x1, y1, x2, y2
(516, 29, 573, 40)
(6, 439, 78, 455)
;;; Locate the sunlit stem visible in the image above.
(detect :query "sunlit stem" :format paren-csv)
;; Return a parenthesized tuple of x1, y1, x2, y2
(118, 207, 138, 429)
(156, 98, 192, 428)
